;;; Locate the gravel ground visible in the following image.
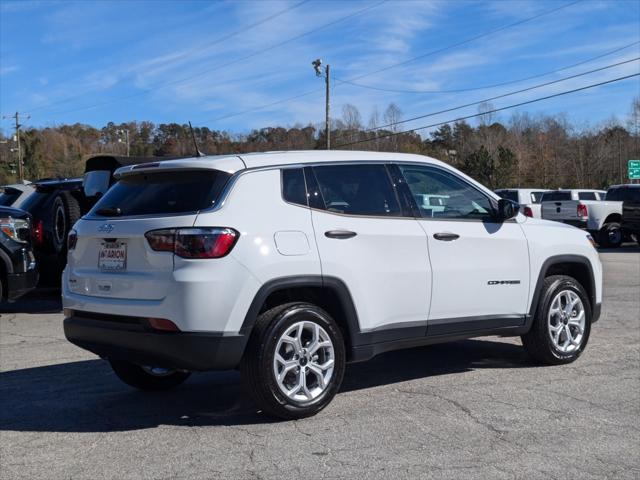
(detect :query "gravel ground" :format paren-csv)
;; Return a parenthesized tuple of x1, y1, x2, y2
(1, 246, 639, 480)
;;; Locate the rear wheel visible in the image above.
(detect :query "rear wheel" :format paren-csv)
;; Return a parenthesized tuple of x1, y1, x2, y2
(109, 359, 191, 390)
(598, 222, 622, 248)
(241, 302, 346, 420)
(521, 275, 591, 365)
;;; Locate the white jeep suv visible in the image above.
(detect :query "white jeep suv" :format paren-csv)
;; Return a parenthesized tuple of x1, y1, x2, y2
(63, 151, 602, 419)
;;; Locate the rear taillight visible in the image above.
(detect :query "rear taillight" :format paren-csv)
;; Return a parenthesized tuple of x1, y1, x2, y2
(577, 203, 588, 218)
(68, 229, 77, 251)
(145, 227, 239, 259)
(33, 219, 44, 247)
(523, 206, 533, 217)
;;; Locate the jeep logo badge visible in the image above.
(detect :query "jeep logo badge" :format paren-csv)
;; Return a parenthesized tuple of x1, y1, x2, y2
(98, 224, 115, 234)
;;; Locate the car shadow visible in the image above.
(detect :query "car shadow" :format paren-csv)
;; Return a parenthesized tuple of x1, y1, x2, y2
(597, 243, 640, 253)
(0, 288, 62, 314)
(0, 338, 533, 432)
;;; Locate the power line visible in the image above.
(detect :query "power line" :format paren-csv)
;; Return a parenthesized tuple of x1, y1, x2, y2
(344, 0, 583, 83)
(41, 0, 388, 118)
(27, 0, 312, 114)
(194, 0, 582, 127)
(334, 40, 640, 94)
(338, 56, 639, 140)
(335, 73, 640, 148)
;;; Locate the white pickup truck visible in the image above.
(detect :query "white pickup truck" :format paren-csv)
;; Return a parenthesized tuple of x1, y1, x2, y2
(495, 188, 548, 218)
(541, 189, 624, 247)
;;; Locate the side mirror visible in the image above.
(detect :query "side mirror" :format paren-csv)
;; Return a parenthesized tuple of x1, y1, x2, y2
(496, 198, 519, 222)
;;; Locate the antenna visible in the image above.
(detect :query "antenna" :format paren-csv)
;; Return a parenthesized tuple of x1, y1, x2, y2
(188, 121, 204, 157)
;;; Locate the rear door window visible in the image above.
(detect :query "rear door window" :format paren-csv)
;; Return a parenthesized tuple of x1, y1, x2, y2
(578, 192, 597, 201)
(530, 192, 545, 203)
(309, 164, 401, 216)
(90, 170, 230, 217)
(607, 188, 640, 202)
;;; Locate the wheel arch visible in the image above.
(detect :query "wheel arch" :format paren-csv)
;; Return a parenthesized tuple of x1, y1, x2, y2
(602, 213, 622, 226)
(239, 275, 360, 359)
(529, 255, 597, 324)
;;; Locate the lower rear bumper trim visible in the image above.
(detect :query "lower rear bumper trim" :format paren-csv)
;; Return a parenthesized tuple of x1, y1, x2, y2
(64, 315, 247, 371)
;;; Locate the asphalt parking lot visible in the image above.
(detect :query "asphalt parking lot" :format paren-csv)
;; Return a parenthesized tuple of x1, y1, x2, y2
(1, 246, 639, 480)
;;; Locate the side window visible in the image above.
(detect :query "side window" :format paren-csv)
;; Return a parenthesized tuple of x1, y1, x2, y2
(310, 164, 401, 216)
(399, 164, 494, 220)
(531, 192, 545, 204)
(578, 191, 597, 201)
(281, 168, 307, 207)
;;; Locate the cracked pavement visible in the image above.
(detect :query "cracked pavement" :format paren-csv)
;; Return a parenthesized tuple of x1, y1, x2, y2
(1, 247, 639, 479)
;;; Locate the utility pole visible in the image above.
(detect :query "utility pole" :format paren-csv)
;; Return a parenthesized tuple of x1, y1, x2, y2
(2, 111, 30, 181)
(117, 128, 130, 156)
(312, 59, 330, 150)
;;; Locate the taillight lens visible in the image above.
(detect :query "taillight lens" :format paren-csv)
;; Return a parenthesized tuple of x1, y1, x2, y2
(145, 227, 239, 259)
(68, 229, 78, 250)
(577, 203, 588, 218)
(33, 219, 44, 247)
(523, 206, 533, 217)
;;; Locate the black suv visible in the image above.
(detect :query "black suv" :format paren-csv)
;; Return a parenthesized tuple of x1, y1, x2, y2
(613, 184, 640, 243)
(19, 178, 84, 283)
(0, 206, 38, 302)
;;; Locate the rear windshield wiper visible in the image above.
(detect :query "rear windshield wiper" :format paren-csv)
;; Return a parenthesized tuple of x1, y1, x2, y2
(95, 206, 122, 216)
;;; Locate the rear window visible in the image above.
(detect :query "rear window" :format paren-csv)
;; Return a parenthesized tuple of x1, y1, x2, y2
(606, 187, 640, 202)
(542, 191, 571, 201)
(496, 190, 519, 202)
(91, 170, 230, 217)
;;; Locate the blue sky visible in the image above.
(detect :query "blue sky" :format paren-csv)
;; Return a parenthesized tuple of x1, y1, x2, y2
(1, 0, 639, 136)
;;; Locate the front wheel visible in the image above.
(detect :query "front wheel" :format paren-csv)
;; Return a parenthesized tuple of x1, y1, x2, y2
(521, 275, 591, 365)
(241, 302, 346, 420)
(109, 359, 191, 390)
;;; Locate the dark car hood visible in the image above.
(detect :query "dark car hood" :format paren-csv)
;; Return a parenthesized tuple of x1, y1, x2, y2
(0, 206, 31, 220)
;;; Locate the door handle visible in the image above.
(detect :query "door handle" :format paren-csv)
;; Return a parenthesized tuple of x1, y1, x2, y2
(433, 232, 459, 241)
(325, 230, 357, 239)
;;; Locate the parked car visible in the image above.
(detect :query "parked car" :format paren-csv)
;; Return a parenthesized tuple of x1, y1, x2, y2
(19, 178, 84, 283)
(540, 189, 625, 247)
(63, 151, 602, 419)
(0, 206, 38, 302)
(0, 182, 34, 209)
(615, 184, 640, 244)
(495, 188, 548, 218)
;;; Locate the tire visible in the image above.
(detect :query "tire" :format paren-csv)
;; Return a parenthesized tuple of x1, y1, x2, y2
(241, 302, 346, 420)
(598, 222, 622, 248)
(49, 192, 81, 254)
(521, 275, 592, 365)
(109, 359, 191, 391)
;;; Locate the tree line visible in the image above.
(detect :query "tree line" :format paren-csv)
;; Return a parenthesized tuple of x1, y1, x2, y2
(1, 98, 638, 189)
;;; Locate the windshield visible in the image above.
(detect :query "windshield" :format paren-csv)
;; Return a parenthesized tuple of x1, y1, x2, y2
(0, 188, 21, 206)
(90, 170, 231, 217)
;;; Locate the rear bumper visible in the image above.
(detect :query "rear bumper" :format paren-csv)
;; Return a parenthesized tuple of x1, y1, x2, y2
(6, 269, 38, 301)
(63, 312, 248, 371)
